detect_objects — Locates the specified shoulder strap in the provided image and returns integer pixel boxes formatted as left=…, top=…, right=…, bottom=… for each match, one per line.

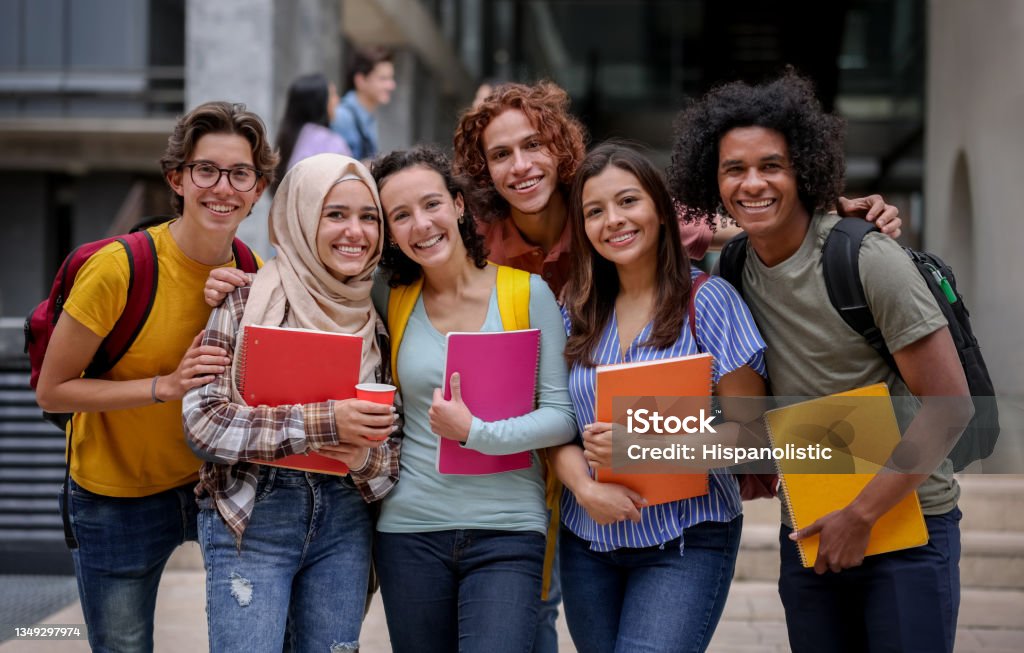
left=687, top=272, right=710, bottom=348
left=716, top=233, right=749, bottom=296
left=496, top=265, right=531, bottom=330
left=86, top=230, right=159, bottom=378
left=385, top=277, right=425, bottom=390
left=821, top=218, right=896, bottom=369
left=231, top=238, right=260, bottom=273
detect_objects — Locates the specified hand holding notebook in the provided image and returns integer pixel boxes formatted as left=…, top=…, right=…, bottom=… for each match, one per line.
left=436, top=329, right=540, bottom=475
left=766, top=383, right=929, bottom=569
left=594, top=353, right=713, bottom=505
left=428, top=372, right=474, bottom=443
left=238, top=324, right=365, bottom=475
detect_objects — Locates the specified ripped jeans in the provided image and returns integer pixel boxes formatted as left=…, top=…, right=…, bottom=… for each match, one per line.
left=199, top=467, right=372, bottom=653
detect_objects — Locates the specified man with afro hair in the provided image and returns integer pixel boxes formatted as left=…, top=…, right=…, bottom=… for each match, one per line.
left=670, top=71, right=972, bottom=653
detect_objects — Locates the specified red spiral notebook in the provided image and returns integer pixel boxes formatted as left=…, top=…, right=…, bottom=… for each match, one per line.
left=238, top=325, right=363, bottom=476
left=595, top=353, right=713, bottom=505
left=437, top=329, right=540, bottom=475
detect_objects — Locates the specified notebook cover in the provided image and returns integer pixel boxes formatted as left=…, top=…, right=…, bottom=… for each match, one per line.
left=437, top=329, right=540, bottom=475
left=239, top=324, right=363, bottom=476
left=595, top=353, right=712, bottom=505
left=764, top=382, right=929, bottom=567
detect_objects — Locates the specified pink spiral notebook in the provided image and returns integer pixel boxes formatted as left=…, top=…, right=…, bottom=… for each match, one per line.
left=437, top=329, right=540, bottom=475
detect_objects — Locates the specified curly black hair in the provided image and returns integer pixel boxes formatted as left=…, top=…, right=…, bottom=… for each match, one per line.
left=668, top=71, right=845, bottom=223
left=370, top=145, right=489, bottom=287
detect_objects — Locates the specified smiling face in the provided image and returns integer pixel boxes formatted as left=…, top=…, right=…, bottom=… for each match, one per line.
left=315, top=179, right=380, bottom=279
left=167, top=132, right=267, bottom=236
left=717, top=126, right=808, bottom=243
left=581, top=165, right=661, bottom=273
left=481, top=109, right=560, bottom=218
left=378, top=165, right=466, bottom=269
left=355, top=61, right=396, bottom=110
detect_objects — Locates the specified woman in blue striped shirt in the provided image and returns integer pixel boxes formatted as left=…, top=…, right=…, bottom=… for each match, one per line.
left=552, top=143, right=768, bottom=652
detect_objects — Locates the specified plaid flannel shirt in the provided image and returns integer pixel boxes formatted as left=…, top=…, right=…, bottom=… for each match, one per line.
left=182, top=284, right=401, bottom=543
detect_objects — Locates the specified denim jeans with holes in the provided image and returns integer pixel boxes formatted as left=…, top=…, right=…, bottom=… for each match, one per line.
left=65, top=478, right=198, bottom=653
left=199, top=467, right=372, bottom=653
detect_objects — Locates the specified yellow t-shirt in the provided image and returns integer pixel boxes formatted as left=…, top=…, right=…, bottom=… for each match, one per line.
left=63, top=221, right=259, bottom=497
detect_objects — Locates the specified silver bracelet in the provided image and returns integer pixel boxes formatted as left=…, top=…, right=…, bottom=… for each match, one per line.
left=151, top=376, right=165, bottom=404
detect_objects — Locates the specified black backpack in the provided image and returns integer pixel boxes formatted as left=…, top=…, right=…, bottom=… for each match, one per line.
left=717, top=217, right=999, bottom=471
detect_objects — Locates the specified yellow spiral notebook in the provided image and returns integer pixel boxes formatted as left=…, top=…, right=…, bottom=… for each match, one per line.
left=764, top=383, right=928, bottom=567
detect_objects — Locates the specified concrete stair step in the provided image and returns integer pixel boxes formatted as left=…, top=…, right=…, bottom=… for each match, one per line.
left=718, top=581, right=1024, bottom=630
left=709, top=582, right=1024, bottom=652
left=956, top=474, right=1024, bottom=532
left=741, top=475, right=1024, bottom=532
left=736, top=524, right=1024, bottom=590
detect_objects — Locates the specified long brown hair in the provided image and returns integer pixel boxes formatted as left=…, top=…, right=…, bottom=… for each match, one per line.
left=563, top=142, right=692, bottom=367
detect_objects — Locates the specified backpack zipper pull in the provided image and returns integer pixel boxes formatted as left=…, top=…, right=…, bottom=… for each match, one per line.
left=928, top=265, right=958, bottom=304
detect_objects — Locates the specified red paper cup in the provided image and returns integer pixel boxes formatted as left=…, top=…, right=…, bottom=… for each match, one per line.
left=355, top=383, right=396, bottom=405
left=356, top=383, right=397, bottom=441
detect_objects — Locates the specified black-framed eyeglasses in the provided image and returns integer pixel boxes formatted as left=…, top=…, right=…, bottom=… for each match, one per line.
left=183, top=162, right=263, bottom=192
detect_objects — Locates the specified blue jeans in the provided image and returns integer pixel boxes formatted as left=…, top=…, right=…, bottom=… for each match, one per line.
left=375, top=529, right=546, bottom=653
left=778, top=507, right=962, bottom=653
left=64, top=478, right=198, bottom=653
left=199, top=467, right=372, bottom=653
left=559, top=516, right=743, bottom=653
left=532, top=543, right=561, bottom=653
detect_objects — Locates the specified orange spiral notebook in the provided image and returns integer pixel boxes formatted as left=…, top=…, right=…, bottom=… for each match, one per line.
left=238, top=324, right=363, bottom=476
left=437, top=329, right=540, bottom=475
left=764, top=383, right=928, bottom=567
left=595, top=353, right=713, bottom=505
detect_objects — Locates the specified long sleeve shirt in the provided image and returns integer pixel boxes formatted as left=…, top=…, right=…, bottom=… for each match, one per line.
left=182, top=284, right=401, bottom=543
left=372, top=274, right=577, bottom=535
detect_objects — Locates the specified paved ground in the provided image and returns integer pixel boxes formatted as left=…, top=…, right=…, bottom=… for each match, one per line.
left=2, top=559, right=1021, bottom=652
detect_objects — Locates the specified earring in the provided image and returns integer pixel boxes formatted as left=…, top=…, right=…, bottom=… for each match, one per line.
left=458, top=212, right=465, bottom=224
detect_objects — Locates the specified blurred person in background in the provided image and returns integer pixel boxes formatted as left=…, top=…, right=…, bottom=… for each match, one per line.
left=332, top=45, right=396, bottom=161
left=273, top=73, right=351, bottom=193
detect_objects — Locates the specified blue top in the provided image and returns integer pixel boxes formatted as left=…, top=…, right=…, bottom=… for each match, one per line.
left=330, top=90, right=379, bottom=160
left=372, top=273, right=577, bottom=535
left=560, top=269, right=767, bottom=552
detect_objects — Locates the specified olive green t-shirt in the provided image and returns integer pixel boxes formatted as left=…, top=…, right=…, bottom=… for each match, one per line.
left=737, top=214, right=958, bottom=524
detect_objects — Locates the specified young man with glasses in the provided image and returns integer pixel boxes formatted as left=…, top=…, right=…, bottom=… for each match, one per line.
left=35, top=101, right=276, bottom=652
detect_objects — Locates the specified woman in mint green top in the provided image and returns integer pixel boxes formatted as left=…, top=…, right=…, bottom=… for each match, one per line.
left=370, top=145, right=576, bottom=653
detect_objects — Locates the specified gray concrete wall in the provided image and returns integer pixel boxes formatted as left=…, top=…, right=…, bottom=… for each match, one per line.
left=0, top=175, right=49, bottom=317
left=926, top=0, right=1024, bottom=395
left=185, top=0, right=342, bottom=259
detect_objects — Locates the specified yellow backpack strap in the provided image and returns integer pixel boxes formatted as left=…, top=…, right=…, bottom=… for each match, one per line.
left=495, top=264, right=562, bottom=600
left=495, top=265, right=531, bottom=330
left=385, top=277, right=424, bottom=390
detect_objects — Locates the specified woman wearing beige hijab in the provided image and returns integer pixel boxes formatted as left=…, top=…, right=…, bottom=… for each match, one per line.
left=183, top=153, right=401, bottom=652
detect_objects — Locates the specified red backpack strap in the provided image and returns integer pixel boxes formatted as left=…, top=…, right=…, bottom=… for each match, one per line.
left=85, top=230, right=159, bottom=378
left=231, top=238, right=259, bottom=273
left=687, top=272, right=710, bottom=348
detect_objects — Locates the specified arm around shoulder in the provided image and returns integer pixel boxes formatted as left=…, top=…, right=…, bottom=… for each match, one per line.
left=182, top=290, right=340, bottom=464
